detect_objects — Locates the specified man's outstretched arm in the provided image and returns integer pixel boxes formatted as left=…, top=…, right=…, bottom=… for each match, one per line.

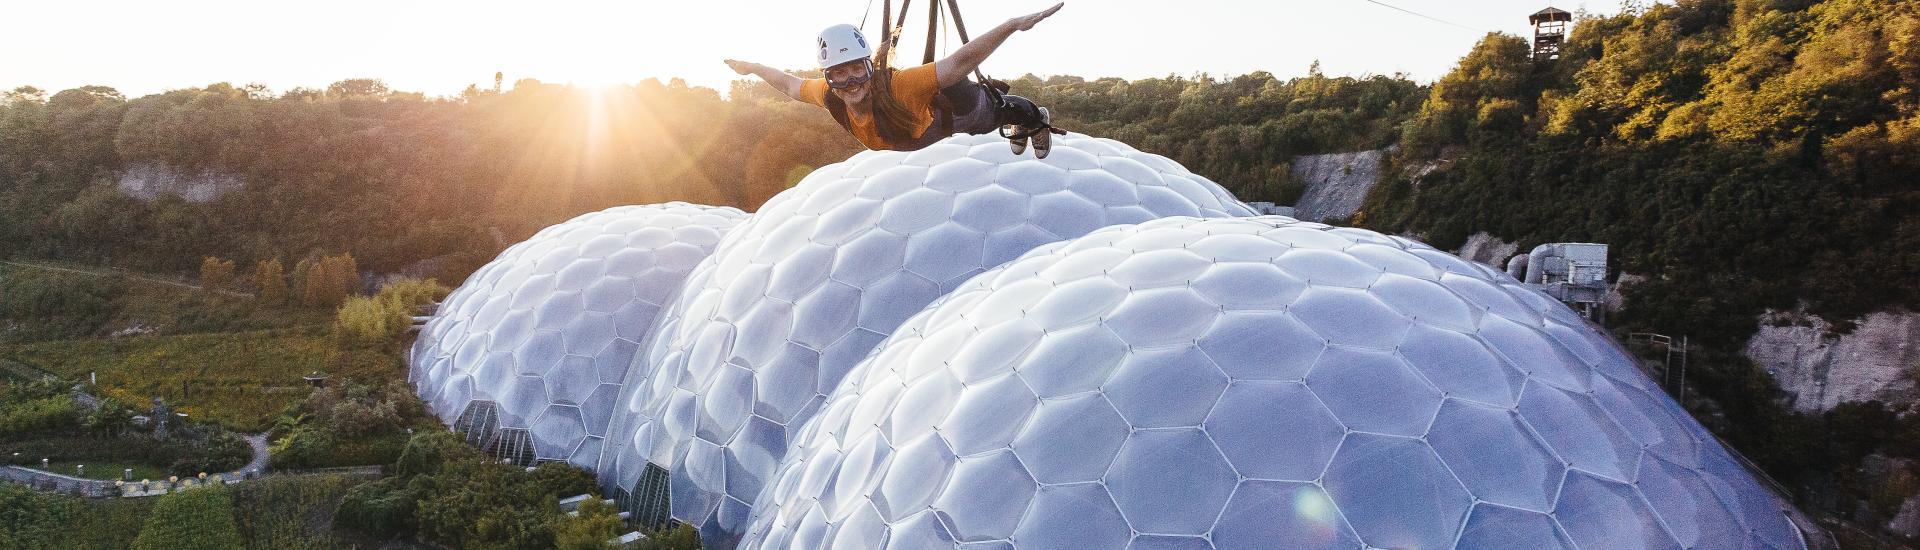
left=934, top=3, right=1063, bottom=88
left=725, top=59, right=807, bottom=100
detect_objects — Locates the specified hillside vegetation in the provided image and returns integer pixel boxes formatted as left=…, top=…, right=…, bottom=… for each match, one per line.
left=1365, top=0, right=1917, bottom=343
left=1357, top=0, right=1920, bottom=537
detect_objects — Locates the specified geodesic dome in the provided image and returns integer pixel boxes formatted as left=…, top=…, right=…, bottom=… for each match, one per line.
left=741, top=216, right=1810, bottom=550
left=409, top=202, right=748, bottom=468
left=599, top=134, right=1254, bottom=544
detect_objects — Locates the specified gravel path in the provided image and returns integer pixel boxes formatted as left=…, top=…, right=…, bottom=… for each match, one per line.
left=228, top=433, right=271, bottom=477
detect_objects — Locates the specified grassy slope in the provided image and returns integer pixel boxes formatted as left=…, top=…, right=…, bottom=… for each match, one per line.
left=0, top=327, right=405, bottom=432
left=0, top=261, right=408, bottom=432
left=1, top=260, right=329, bottom=338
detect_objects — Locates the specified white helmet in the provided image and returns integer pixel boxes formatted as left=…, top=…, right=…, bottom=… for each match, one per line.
left=817, top=24, right=873, bottom=69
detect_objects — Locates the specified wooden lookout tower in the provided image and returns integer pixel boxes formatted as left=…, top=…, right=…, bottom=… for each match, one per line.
left=1530, top=7, right=1572, bottom=60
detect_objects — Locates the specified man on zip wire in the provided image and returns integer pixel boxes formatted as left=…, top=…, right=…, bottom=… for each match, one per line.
left=726, top=3, right=1066, bottom=158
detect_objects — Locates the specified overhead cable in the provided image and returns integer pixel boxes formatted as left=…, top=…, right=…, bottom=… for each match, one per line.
left=1358, top=0, right=1480, bottom=31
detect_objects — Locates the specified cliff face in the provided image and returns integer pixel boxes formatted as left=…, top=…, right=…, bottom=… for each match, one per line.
left=1456, top=231, right=1518, bottom=267
left=1745, top=309, right=1920, bottom=413
left=1288, top=148, right=1386, bottom=222
left=116, top=163, right=242, bottom=202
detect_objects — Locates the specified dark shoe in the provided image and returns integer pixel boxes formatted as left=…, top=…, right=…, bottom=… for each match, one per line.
left=1031, top=108, right=1052, bottom=159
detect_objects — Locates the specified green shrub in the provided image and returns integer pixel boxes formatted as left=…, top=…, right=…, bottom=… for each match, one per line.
left=0, top=269, right=126, bottom=342
left=0, top=483, right=153, bottom=549
left=635, top=524, right=704, bottom=550
left=338, top=432, right=618, bottom=549
left=230, top=474, right=367, bottom=548
left=131, top=486, right=243, bottom=550
left=392, top=430, right=466, bottom=478
left=0, top=392, right=78, bottom=439
left=269, top=381, right=428, bottom=470
left=0, top=484, right=75, bottom=549
left=165, top=429, right=250, bottom=477
left=334, top=477, right=414, bottom=540
left=334, top=296, right=404, bottom=346
left=334, top=278, right=448, bottom=347
left=553, top=497, right=624, bottom=550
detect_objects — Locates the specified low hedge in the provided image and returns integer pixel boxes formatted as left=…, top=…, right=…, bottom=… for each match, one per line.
left=131, top=486, right=242, bottom=550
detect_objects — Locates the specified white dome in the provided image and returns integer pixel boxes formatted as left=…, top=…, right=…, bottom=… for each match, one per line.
left=599, top=134, right=1254, bottom=545
left=409, top=202, right=747, bottom=468
left=742, top=216, right=1808, bottom=550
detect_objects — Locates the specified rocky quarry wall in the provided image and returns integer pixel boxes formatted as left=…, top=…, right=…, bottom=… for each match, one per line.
left=1745, top=309, right=1920, bottom=413
left=116, top=162, right=242, bottom=202
left=1288, top=148, right=1386, bottom=222
left=1455, top=231, right=1519, bottom=267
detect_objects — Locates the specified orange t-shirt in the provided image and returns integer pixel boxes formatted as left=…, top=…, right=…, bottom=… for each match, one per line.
left=800, top=63, right=941, bottom=150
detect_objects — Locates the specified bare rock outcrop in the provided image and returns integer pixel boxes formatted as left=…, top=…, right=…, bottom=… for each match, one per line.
left=1289, top=148, right=1386, bottom=222
left=1456, top=231, right=1519, bottom=267
left=1745, top=309, right=1920, bottom=413
left=117, top=163, right=242, bottom=202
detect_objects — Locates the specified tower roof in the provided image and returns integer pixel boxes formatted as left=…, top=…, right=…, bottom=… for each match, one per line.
left=1531, top=6, right=1573, bottom=24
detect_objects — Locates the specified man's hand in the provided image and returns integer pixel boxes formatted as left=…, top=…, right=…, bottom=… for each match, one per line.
left=724, top=59, right=757, bottom=75
left=1010, top=3, right=1063, bottom=32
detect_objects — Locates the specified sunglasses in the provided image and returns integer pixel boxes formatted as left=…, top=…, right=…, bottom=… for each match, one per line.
left=827, top=61, right=874, bottom=90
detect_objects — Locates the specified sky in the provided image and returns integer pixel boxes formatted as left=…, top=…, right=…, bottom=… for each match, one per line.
left=2, top=0, right=1604, bottom=99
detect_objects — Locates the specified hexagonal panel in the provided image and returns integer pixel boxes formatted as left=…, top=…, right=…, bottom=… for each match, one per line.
left=1213, top=480, right=1362, bottom=549
left=1305, top=347, right=1443, bottom=437
left=1103, top=346, right=1228, bottom=428
left=934, top=450, right=1038, bottom=541
left=1289, top=286, right=1411, bottom=349
left=1011, top=483, right=1130, bottom=549
left=1554, top=471, right=1681, bottom=550
left=1323, top=433, right=1473, bottom=549
left=1517, top=380, right=1643, bottom=483
left=1456, top=503, right=1576, bottom=549
left=1013, top=393, right=1130, bottom=484
left=1206, top=381, right=1345, bottom=481
left=1105, top=428, right=1237, bottom=535
left=1426, top=399, right=1566, bottom=511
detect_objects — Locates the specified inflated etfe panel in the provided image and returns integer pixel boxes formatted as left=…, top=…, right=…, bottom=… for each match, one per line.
left=599, top=134, right=1254, bottom=545
left=742, top=216, right=1806, bottom=550
left=410, top=202, right=747, bottom=468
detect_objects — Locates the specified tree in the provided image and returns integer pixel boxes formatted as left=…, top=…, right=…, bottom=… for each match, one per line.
left=330, top=252, right=360, bottom=298
left=326, top=79, right=389, bottom=98
left=254, top=258, right=287, bottom=306
left=198, top=256, right=235, bottom=291
left=303, top=261, right=330, bottom=308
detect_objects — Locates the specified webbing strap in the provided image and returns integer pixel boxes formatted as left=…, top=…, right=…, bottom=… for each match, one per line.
left=878, top=0, right=987, bottom=83
left=923, top=0, right=940, bottom=64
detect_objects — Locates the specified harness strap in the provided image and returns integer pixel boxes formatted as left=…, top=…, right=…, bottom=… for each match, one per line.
left=923, top=0, right=940, bottom=64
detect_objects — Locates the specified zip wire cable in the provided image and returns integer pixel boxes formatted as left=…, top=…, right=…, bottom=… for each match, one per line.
left=1357, top=0, right=1479, bottom=31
